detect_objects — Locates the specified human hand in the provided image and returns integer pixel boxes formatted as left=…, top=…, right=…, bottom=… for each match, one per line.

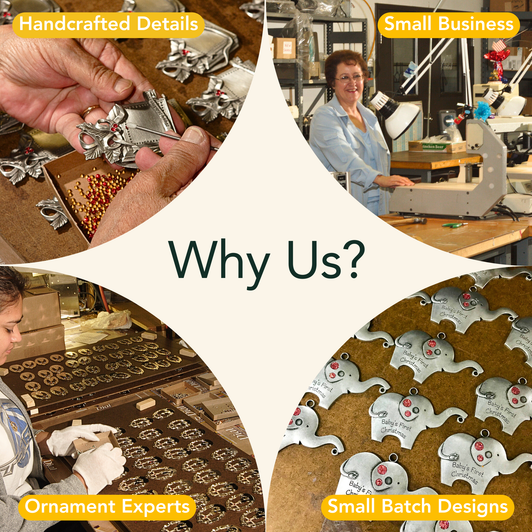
left=374, top=175, right=415, bottom=188
left=72, top=443, right=126, bottom=495
left=46, top=424, right=117, bottom=457
left=0, top=26, right=154, bottom=150
left=89, top=126, right=221, bottom=247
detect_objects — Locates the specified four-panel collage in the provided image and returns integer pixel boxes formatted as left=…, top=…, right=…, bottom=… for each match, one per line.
left=1, top=0, right=532, bottom=531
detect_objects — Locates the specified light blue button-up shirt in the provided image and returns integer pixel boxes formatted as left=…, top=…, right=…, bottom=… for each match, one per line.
left=309, top=95, right=392, bottom=215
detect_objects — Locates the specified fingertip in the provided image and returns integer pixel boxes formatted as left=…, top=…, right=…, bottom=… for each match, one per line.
left=181, top=126, right=208, bottom=146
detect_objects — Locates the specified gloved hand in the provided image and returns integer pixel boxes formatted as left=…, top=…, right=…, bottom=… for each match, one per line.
left=72, top=443, right=126, bottom=495
left=46, top=424, right=117, bottom=457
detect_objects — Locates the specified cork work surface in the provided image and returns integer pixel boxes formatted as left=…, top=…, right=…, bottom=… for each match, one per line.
left=268, top=269, right=532, bottom=532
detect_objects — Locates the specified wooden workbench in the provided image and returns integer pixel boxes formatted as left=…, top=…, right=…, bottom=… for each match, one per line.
left=380, top=215, right=531, bottom=263
left=391, top=151, right=482, bottom=182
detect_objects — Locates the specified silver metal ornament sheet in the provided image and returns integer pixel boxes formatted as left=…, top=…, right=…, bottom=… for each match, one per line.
left=77, top=90, right=175, bottom=168
left=0, top=113, right=23, bottom=135
left=475, top=377, right=532, bottom=435
left=505, top=316, right=532, bottom=368
left=462, top=267, right=532, bottom=288
left=336, top=452, right=437, bottom=496
left=0, top=0, right=60, bottom=24
left=279, top=402, right=344, bottom=454
left=156, top=21, right=239, bottom=82
left=438, top=432, right=532, bottom=494
left=240, top=0, right=264, bottom=23
left=354, top=321, right=393, bottom=347
left=401, top=521, right=473, bottom=532
left=407, top=291, right=431, bottom=306
left=307, top=353, right=390, bottom=410
left=187, top=58, right=255, bottom=123
left=430, top=286, right=517, bottom=334
left=369, top=391, right=467, bottom=449
left=391, top=330, right=483, bottom=383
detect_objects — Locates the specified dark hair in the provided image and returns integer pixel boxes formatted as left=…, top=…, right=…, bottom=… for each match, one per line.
left=325, top=50, right=369, bottom=88
left=0, top=267, right=26, bottom=309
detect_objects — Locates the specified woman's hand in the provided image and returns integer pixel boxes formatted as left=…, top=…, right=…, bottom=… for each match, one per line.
left=0, top=27, right=155, bottom=151
left=374, top=175, right=415, bottom=188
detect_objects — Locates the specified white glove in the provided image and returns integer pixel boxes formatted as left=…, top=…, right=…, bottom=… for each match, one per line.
left=46, top=424, right=117, bottom=457
left=72, top=443, right=126, bottom=495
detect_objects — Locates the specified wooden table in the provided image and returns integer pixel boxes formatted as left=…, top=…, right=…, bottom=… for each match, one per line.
left=380, top=215, right=531, bottom=264
left=391, top=150, right=482, bottom=182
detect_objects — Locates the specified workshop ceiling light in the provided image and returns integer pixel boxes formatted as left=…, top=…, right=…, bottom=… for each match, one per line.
left=483, top=88, right=526, bottom=117
left=370, top=91, right=420, bottom=140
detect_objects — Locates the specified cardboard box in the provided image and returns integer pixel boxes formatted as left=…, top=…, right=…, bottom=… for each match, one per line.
left=72, top=431, right=119, bottom=456
left=202, top=397, right=238, bottom=421
left=9, top=324, right=65, bottom=360
left=523, top=96, right=532, bottom=116
left=273, top=38, right=296, bottom=59
left=303, top=61, right=320, bottom=80
left=490, top=0, right=527, bottom=10
left=19, top=287, right=61, bottom=334
left=408, top=141, right=466, bottom=153
left=43, top=151, right=137, bottom=245
left=502, top=47, right=523, bottom=71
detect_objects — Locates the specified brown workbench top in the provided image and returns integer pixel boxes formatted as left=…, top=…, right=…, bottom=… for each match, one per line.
left=391, top=150, right=482, bottom=170
left=380, top=215, right=529, bottom=258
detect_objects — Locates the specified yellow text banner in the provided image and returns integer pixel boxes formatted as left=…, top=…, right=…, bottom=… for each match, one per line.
left=322, top=495, right=514, bottom=521
left=19, top=495, right=196, bottom=521
left=378, top=12, right=519, bottom=38
left=13, top=12, right=204, bottom=38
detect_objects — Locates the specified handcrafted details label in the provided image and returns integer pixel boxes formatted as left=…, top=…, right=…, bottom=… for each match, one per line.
left=19, top=495, right=195, bottom=521
left=378, top=12, right=518, bottom=38
left=322, top=495, right=513, bottom=521
left=13, top=13, right=204, bottom=38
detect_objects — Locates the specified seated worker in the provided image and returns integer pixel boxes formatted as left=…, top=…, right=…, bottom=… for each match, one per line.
left=0, top=267, right=125, bottom=532
left=309, top=50, right=414, bottom=215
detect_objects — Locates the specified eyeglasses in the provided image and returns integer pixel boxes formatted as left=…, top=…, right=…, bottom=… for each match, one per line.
left=335, top=74, right=364, bottom=83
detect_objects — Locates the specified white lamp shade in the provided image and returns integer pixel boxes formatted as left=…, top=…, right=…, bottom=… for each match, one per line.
left=498, top=95, right=526, bottom=117
left=370, top=91, right=420, bottom=140
left=385, top=103, right=420, bottom=140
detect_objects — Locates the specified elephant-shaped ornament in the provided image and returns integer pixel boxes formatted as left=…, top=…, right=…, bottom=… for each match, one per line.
left=336, top=452, right=437, bottom=496
left=438, top=429, right=532, bottom=494
left=308, top=352, right=390, bottom=410
left=475, top=377, right=532, bottom=435
left=462, top=267, right=532, bottom=289
left=354, top=321, right=394, bottom=347
left=369, top=389, right=467, bottom=449
left=401, top=521, right=473, bottom=532
left=392, top=330, right=483, bottom=383
left=430, top=286, right=517, bottom=334
left=504, top=316, right=532, bottom=368
left=279, top=400, right=344, bottom=455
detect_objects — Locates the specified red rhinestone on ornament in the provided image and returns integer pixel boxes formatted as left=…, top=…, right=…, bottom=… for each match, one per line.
left=294, top=408, right=301, bottom=416
left=474, top=441, right=484, bottom=451
left=439, top=522, right=449, bottom=530
left=329, top=373, right=336, bottom=379
left=512, top=398, right=518, bottom=404
left=375, top=478, right=382, bottom=486
left=462, top=293, right=471, bottom=300
left=377, top=465, right=387, bottom=475
left=428, top=340, right=436, bottom=348
left=426, top=350, right=433, bottom=356
left=330, top=362, right=339, bottom=370
left=477, top=455, right=484, bottom=462
left=403, top=399, right=412, bottom=407
left=511, top=387, right=520, bottom=395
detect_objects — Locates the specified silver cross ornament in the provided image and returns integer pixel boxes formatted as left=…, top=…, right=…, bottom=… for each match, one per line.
left=401, top=521, right=473, bottom=532
left=77, top=90, right=175, bottom=168
left=336, top=452, right=437, bottom=496
left=461, top=267, right=532, bottom=288
left=36, top=197, right=69, bottom=230
left=369, top=388, right=467, bottom=449
left=504, top=316, right=532, bottom=368
left=307, top=352, right=390, bottom=410
left=119, top=0, right=185, bottom=13
left=391, top=330, right=483, bottom=383
left=354, top=320, right=394, bottom=348
left=475, top=377, right=532, bottom=435
left=430, top=286, right=518, bottom=334
left=156, top=21, right=239, bottom=83
left=438, top=429, right=532, bottom=494
left=0, top=0, right=60, bottom=25
left=0, top=133, right=58, bottom=185
left=187, top=58, right=256, bottom=123
left=279, top=400, right=344, bottom=455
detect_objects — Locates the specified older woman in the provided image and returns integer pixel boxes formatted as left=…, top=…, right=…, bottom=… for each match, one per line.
left=0, top=267, right=126, bottom=531
left=309, top=50, right=414, bottom=215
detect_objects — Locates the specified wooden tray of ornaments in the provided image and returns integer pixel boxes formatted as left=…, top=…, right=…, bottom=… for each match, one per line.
left=51, top=393, right=265, bottom=532
left=3, top=332, right=205, bottom=420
